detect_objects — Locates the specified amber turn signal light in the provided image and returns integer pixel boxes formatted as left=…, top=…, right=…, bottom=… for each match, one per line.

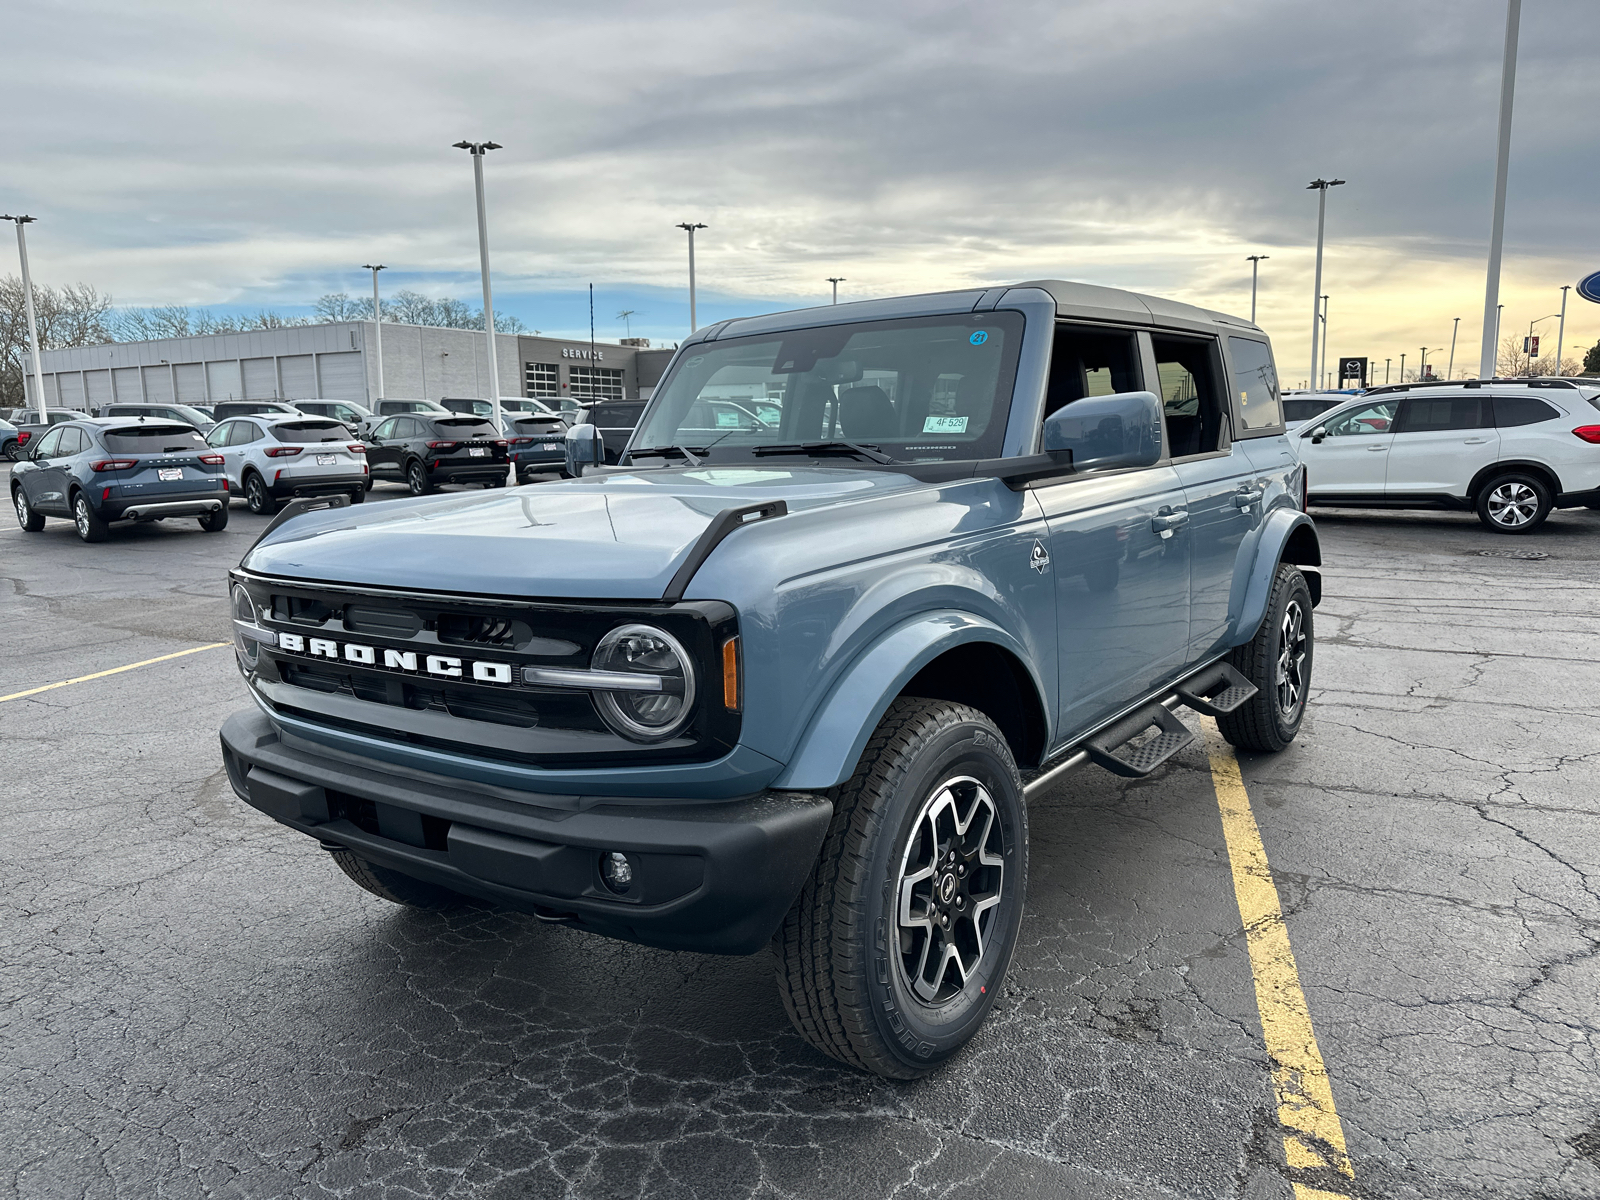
left=722, top=637, right=741, bottom=712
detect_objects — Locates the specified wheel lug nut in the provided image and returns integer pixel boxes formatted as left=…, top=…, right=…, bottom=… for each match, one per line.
left=956, top=895, right=965, bottom=908
left=940, top=914, right=950, bottom=928
left=957, top=865, right=966, bottom=877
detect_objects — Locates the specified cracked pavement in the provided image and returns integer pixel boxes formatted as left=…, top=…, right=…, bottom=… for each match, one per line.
left=2, top=470, right=1598, bottom=1199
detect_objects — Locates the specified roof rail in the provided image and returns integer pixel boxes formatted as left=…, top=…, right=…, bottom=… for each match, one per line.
left=1363, top=376, right=1583, bottom=396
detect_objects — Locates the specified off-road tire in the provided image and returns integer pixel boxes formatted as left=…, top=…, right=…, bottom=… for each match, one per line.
left=1216, top=563, right=1313, bottom=753
left=244, top=471, right=279, bottom=516
left=1476, top=472, right=1552, bottom=534
left=13, top=486, right=44, bottom=532
left=198, top=504, right=229, bottom=532
left=772, top=698, right=1027, bottom=1079
left=72, top=492, right=109, bottom=543
left=328, top=848, right=470, bottom=910
left=406, top=459, right=432, bottom=495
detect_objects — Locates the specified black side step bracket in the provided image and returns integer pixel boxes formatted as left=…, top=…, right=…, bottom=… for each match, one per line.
left=1083, top=704, right=1196, bottom=779
left=1173, top=662, right=1258, bottom=718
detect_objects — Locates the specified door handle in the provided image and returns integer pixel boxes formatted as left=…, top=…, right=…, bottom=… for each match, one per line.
left=1366, top=444, right=1388, bottom=451
left=1234, top=489, right=1264, bottom=508
left=1463, top=437, right=1489, bottom=444
left=1151, top=509, right=1189, bottom=534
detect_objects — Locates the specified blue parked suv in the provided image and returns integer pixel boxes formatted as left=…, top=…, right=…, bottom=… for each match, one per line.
left=12, top=418, right=228, bottom=542
left=219, top=280, right=1319, bottom=1078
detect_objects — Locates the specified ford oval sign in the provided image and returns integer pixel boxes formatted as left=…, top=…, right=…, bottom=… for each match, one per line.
left=1578, top=271, right=1600, bottom=304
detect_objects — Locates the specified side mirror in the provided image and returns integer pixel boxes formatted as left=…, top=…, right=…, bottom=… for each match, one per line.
left=1308, top=425, right=1327, bottom=444
left=565, top=422, right=604, bottom=477
left=1042, top=390, right=1163, bottom=472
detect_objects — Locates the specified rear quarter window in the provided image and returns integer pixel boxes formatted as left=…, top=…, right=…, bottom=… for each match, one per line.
left=1494, top=396, right=1560, bottom=427
left=1228, top=337, right=1283, bottom=433
left=101, top=426, right=210, bottom=454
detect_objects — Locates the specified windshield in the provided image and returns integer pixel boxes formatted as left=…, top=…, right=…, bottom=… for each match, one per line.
left=634, top=311, right=1025, bottom=463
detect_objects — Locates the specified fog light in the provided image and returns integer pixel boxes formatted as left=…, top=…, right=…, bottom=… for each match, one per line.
left=601, top=851, right=633, bottom=894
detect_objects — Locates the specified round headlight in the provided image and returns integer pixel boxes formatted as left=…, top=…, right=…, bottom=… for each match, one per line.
left=591, top=623, right=696, bottom=742
left=231, top=584, right=260, bottom=670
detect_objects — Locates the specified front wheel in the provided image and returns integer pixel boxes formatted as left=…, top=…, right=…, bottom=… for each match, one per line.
left=1476, top=472, right=1551, bottom=534
left=73, top=493, right=110, bottom=543
left=13, top=486, right=44, bottom=532
left=328, top=848, right=471, bottom=910
left=773, top=699, right=1027, bottom=1079
left=1216, top=563, right=1313, bottom=753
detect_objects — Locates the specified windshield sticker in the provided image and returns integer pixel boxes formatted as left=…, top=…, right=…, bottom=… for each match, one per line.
left=715, top=411, right=744, bottom=427
left=923, top=415, right=969, bottom=434
left=969, top=331, right=989, bottom=346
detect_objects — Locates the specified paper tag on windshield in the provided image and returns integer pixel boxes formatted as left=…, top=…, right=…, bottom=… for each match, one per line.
left=923, top=415, right=968, bottom=434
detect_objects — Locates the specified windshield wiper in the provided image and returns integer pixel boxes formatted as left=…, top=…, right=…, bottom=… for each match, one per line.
left=750, top=440, right=896, bottom=464
left=628, top=444, right=706, bottom=466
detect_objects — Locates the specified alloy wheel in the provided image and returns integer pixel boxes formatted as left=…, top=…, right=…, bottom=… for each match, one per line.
left=14, top=490, right=30, bottom=526
left=74, top=498, right=90, bottom=538
left=1486, top=482, right=1539, bottom=529
left=1276, top=599, right=1308, bottom=718
left=894, top=776, right=1006, bottom=1006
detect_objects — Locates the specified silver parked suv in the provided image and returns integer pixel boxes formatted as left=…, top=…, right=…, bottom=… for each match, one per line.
left=204, top=413, right=369, bottom=515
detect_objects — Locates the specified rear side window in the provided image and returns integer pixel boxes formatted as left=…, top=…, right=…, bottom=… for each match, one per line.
left=101, top=425, right=209, bottom=454
left=589, top=403, right=642, bottom=427
left=1397, top=397, right=1491, bottom=432
left=1228, top=337, right=1283, bottom=433
left=272, top=421, right=348, bottom=444
left=431, top=418, right=498, bottom=437
left=1494, top=396, right=1559, bottom=427
left=230, top=421, right=263, bottom=446
left=57, top=427, right=87, bottom=456
left=1044, top=325, right=1141, bottom=419
left=1152, top=335, right=1229, bottom=457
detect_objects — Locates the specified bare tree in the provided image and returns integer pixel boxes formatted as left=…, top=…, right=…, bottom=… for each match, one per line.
left=1, top=275, right=114, bottom=407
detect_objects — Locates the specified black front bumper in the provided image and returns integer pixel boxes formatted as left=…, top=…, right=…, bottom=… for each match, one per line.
left=220, top=707, right=831, bottom=955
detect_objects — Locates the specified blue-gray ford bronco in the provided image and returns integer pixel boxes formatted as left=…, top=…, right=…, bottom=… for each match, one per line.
left=221, top=280, right=1319, bottom=1079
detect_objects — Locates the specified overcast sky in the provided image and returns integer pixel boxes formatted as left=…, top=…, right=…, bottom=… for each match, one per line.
left=5, top=0, right=1598, bottom=378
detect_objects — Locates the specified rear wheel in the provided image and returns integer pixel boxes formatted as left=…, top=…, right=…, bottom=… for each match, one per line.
left=773, top=698, right=1027, bottom=1079
left=362, top=476, right=374, bottom=492
left=327, top=848, right=470, bottom=910
left=3, top=439, right=20, bottom=462
left=244, top=471, right=279, bottom=516
left=1476, top=472, right=1551, bottom=534
left=13, top=486, right=44, bottom=532
left=1216, top=563, right=1313, bottom=753
left=198, top=504, right=229, bottom=532
left=72, top=492, right=109, bottom=543
left=348, top=486, right=366, bottom=504
left=406, top=459, right=432, bottom=495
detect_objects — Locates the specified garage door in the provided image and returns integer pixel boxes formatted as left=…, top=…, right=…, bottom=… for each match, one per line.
left=279, top=355, right=315, bottom=398
left=207, top=360, right=242, bottom=401
left=112, top=367, right=140, bottom=402
left=85, top=370, right=112, bottom=410
left=315, top=351, right=365, bottom=402
left=241, top=358, right=277, bottom=399
left=174, top=362, right=206, bottom=404
left=57, top=372, right=85, bottom=409
left=142, top=365, right=174, bottom=404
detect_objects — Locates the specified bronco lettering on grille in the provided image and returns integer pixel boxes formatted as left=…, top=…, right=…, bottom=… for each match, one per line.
left=276, top=633, right=512, bottom=684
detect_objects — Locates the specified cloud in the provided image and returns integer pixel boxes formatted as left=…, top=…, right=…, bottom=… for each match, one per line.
left=3, top=0, right=1597, bottom=366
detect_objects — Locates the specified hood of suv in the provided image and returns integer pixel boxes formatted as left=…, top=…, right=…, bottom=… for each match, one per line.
left=243, top=466, right=928, bottom=598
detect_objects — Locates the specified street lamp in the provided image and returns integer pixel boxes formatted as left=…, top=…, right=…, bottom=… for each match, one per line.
left=1306, top=178, right=1345, bottom=393
left=1246, top=255, right=1269, bottom=324
left=677, top=222, right=707, bottom=334
left=1385, top=357, right=1391, bottom=385
left=453, top=140, right=504, bottom=436
left=1420, top=348, right=1443, bottom=380
left=1555, top=286, right=1571, bottom=375
left=827, top=277, right=846, bottom=305
left=1446, top=317, right=1461, bottom=380
left=1, top=214, right=46, bottom=421
left=1527, top=313, right=1559, bottom=375
left=1478, top=0, right=1522, bottom=380
left=1400, top=352, right=1407, bottom=383
left=1319, top=295, right=1330, bottom=389
left=1494, top=303, right=1504, bottom=375
left=362, top=264, right=386, bottom=402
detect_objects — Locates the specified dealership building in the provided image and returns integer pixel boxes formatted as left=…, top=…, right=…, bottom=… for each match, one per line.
left=28, top=321, right=677, bottom=411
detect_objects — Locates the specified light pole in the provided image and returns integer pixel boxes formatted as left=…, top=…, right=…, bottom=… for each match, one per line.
left=827, top=277, right=846, bottom=305
left=1555, top=286, right=1571, bottom=375
left=453, top=140, right=504, bottom=435
left=1527, top=313, right=1559, bottom=375
left=1478, top=0, right=1522, bottom=379
left=1307, top=178, right=1345, bottom=394
left=1246, top=255, right=1269, bottom=324
left=1385, top=358, right=1391, bottom=385
left=1319, top=295, right=1330, bottom=389
left=2, top=215, right=46, bottom=421
left=1446, top=317, right=1461, bottom=380
left=1400, top=352, right=1407, bottom=383
left=362, top=264, right=386, bottom=402
left=1420, top=348, right=1443, bottom=381
left=1494, top=303, right=1504, bottom=375
left=677, top=222, right=707, bottom=333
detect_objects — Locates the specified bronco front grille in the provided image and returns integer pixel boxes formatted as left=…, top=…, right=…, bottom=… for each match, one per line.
left=233, top=573, right=740, bottom=768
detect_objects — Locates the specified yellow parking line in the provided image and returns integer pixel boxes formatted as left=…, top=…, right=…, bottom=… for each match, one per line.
left=1204, top=722, right=1355, bottom=1195
left=0, top=642, right=230, bottom=703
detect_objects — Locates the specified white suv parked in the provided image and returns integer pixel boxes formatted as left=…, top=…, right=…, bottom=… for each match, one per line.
left=204, top=413, right=369, bottom=515
left=1293, top=380, right=1600, bottom=533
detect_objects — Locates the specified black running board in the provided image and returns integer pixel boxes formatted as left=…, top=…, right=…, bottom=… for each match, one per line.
left=1172, top=662, right=1257, bottom=718
left=1083, top=704, right=1196, bottom=779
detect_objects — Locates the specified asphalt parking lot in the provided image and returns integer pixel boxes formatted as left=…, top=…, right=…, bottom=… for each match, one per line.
left=3, top=465, right=1598, bottom=1200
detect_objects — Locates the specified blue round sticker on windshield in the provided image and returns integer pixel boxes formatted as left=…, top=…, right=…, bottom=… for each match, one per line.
left=970, top=331, right=989, bottom=346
